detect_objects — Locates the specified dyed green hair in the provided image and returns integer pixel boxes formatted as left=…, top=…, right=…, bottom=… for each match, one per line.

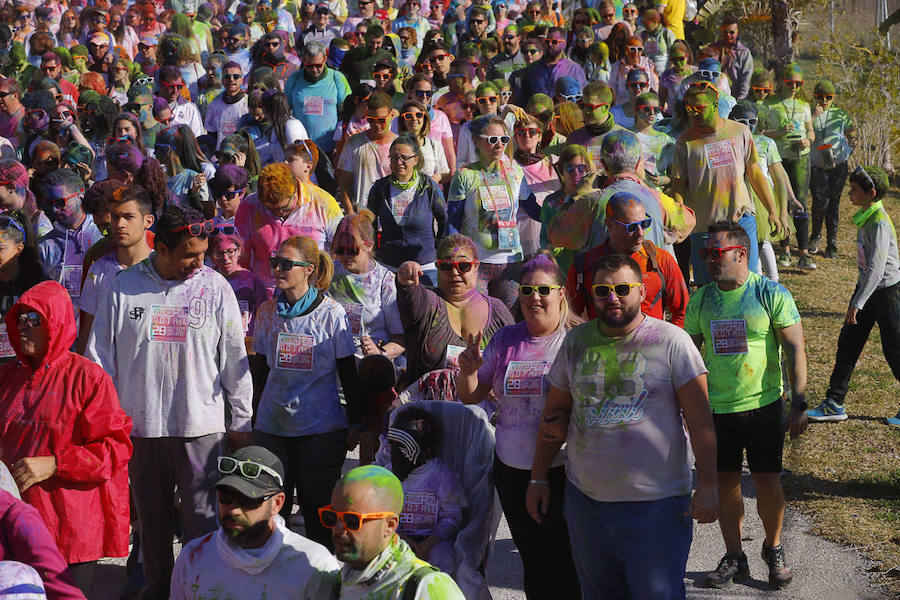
left=340, top=466, right=404, bottom=513
left=526, top=93, right=553, bottom=114
left=475, top=81, right=499, bottom=97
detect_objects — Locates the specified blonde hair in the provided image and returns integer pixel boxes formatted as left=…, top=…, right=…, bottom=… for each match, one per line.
left=280, top=235, right=334, bottom=291
left=519, top=250, right=569, bottom=326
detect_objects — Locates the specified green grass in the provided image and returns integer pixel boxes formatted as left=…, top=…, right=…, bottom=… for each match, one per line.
left=778, top=190, right=900, bottom=595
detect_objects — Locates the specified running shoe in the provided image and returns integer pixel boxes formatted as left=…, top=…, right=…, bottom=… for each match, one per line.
left=761, top=544, right=793, bottom=589
left=824, top=246, right=838, bottom=258
left=808, top=239, right=820, bottom=255
left=778, top=250, right=792, bottom=267
left=887, top=410, right=900, bottom=427
left=797, top=254, right=817, bottom=270
left=705, top=552, right=750, bottom=588
left=807, top=398, right=848, bottom=422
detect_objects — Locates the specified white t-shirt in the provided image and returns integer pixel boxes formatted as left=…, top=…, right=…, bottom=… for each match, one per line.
left=420, top=136, right=449, bottom=179
left=547, top=316, right=708, bottom=502
left=80, top=253, right=125, bottom=317
left=253, top=294, right=357, bottom=436
left=478, top=320, right=567, bottom=470
left=171, top=517, right=341, bottom=600
left=337, top=132, right=394, bottom=208
left=329, top=260, right=403, bottom=358
left=204, top=93, right=249, bottom=147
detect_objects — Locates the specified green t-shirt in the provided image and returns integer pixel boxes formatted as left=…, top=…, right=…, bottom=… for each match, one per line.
left=763, top=96, right=811, bottom=159
left=684, top=271, right=801, bottom=414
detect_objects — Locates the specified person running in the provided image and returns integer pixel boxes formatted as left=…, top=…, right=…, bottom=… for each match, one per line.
left=86, top=205, right=253, bottom=600
left=328, top=465, right=466, bottom=599
left=685, top=220, right=809, bottom=590
left=170, top=446, right=341, bottom=599
left=807, top=166, right=900, bottom=427
left=528, top=253, right=718, bottom=599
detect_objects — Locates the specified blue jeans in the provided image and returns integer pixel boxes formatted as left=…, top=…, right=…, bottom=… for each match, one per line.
left=564, top=481, right=693, bottom=600
left=690, top=213, right=759, bottom=286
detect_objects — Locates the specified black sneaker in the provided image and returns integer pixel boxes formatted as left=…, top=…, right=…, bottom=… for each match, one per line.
left=808, top=238, right=820, bottom=255
left=705, top=552, right=751, bottom=588
left=761, top=544, right=793, bottom=589
left=824, top=246, right=838, bottom=258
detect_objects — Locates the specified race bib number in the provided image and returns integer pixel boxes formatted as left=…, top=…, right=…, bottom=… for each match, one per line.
left=504, top=360, right=548, bottom=396
left=238, top=300, right=250, bottom=334
left=391, top=187, right=415, bottom=219
left=399, top=492, right=439, bottom=529
left=710, top=319, right=748, bottom=355
left=60, top=264, right=83, bottom=299
left=497, top=219, right=518, bottom=250
left=149, top=304, right=189, bottom=343
left=303, top=96, right=324, bottom=116
left=445, top=344, right=465, bottom=369
left=276, top=332, right=315, bottom=370
left=342, top=302, right=364, bottom=336
left=705, top=140, right=735, bottom=169
left=0, top=323, right=14, bottom=359
left=479, top=184, right=512, bottom=212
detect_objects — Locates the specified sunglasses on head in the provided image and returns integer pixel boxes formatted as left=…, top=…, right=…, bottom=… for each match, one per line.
left=852, top=165, right=875, bottom=192
left=699, top=245, right=744, bottom=260
left=516, top=127, right=541, bottom=137
left=218, top=456, right=284, bottom=487
left=614, top=216, right=652, bottom=233
left=592, top=282, right=641, bottom=298
left=172, top=219, right=215, bottom=236
left=561, top=93, right=583, bottom=103
left=519, top=284, right=561, bottom=296
left=413, top=89, right=434, bottom=98
left=479, top=134, right=510, bottom=145
left=216, top=487, right=279, bottom=511
left=209, top=224, right=237, bottom=236
left=437, top=259, right=475, bottom=273
left=366, top=116, right=389, bottom=125
left=270, top=256, right=312, bottom=271
left=318, top=506, right=395, bottom=531
left=18, top=311, right=42, bottom=328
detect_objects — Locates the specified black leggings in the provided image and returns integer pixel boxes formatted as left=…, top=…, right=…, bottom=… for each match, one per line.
left=68, top=561, right=97, bottom=596
left=810, top=162, right=849, bottom=248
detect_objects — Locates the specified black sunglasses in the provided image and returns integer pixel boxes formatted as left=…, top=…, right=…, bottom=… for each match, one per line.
left=209, top=224, right=237, bottom=236
left=216, top=488, right=278, bottom=511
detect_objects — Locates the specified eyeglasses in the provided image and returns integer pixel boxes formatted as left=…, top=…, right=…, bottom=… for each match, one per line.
left=623, top=7, right=638, bottom=13
left=601, top=11, right=615, bottom=18
left=413, top=89, right=434, bottom=99
left=699, top=245, right=744, bottom=261
left=212, top=247, right=240, bottom=259
left=18, top=311, right=42, bottom=328
left=515, top=127, right=541, bottom=137
left=564, top=163, right=588, bottom=174
left=218, top=456, right=284, bottom=487
left=41, top=63, right=60, bottom=72
left=613, top=216, right=651, bottom=233
left=503, top=34, right=517, bottom=40
left=334, top=245, right=360, bottom=255
left=0, top=215, right=25, bottom=237
left=500, top=90, right=512, bottom=98
left=636, top=104, right=661, bottom=114
left=366, top=116, right=390, bottom=125
left=734, top=117, right=758, bottom=127
left=270, top=257, right=312, bottom=271
left=172, top=219, right=215, bottom=236
left=592, top=282, right=641, bottom=298
left=519, top=284, right=561, bottom=296
left=0, top=92, right=12, bottom=99
left=400, top=110, right=425, bottom=123
left=479, top=135, right=509, bottom=145
left=436, top=259, right=475, bottom=273
left=671, top=56, right=687, bottom=63
left=814, top=94, right=834, bottom=101
left=355, top=94, right=371, bottom=103
left=683, top=103, right=709, bottom=113
left=217, top=487, right=279, bottom=511
left=318, top=506, right=396, bottom=531
left=477, top=96, right=498, bottom=105
left=223, top=73, right=242, bottom=80
left=626, top=45, right=643, bottom=53
left=561, top=93, right=582, bottom=103
left=209, top=225, right=237, bottom=236
left=580, top=101, right=609, bottom=112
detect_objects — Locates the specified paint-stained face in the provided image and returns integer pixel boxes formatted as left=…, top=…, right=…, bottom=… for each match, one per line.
left=704, top=231, right=747, bottom=284
left=211, top=239, right=241, bottom=274
left=519, top=268, right=564, bottom=326
left=42, top=184, right=85, bottom=229
left=580, top=93, right=610, bottom=126
left=217, top=486, right=282, bottom=545
left=607, top=201, right=648, bottom=254
left=329, top=480, right=398, bottom=567
left=437, top=245, right=479, bottom=297
left=684, top=95, right=717, bottom=128
left=332, top=229, right=371, bottom=274
left=0, top=229, right=25, bottom=273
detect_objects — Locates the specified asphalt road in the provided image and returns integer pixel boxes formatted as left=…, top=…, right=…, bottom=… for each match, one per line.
left=94, top=469, right=889, bottom=600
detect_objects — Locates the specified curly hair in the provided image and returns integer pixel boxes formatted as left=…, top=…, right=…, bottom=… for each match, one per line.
left=258, top=162, right=296, bottom=208
left=155, top=204, right=207, bottom=249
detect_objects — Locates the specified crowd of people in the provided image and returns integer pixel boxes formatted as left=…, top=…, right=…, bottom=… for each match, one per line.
left=0, top=0, right=898, bottom=598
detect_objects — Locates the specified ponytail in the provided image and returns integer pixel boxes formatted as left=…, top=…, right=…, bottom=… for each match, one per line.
left=314, top=249, right=334, bottom=291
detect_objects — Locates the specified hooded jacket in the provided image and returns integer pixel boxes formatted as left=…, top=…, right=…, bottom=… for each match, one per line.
left=0, top=281, right=133, bottom=564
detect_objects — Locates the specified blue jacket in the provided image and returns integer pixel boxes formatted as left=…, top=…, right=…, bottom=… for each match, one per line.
left=367, top=174, right=450, bottom=269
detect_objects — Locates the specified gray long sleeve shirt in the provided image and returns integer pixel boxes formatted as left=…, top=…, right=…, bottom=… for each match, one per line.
left=852, top=202, right=900, bottom=310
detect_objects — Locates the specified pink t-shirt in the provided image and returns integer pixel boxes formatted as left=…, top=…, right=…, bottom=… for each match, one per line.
left=428, top=108, right=453, bottom=142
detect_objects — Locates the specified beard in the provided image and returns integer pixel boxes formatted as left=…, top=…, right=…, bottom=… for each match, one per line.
left=598, top=301, right=641, bottom=328
left=221, top=514, right=272, bottom=546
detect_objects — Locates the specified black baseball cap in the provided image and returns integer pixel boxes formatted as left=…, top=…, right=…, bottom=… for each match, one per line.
left=215, top=446, right=285, bottom=499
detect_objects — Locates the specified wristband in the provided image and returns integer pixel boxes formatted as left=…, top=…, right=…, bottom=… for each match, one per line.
left=790, top=394, right=807, bottom=412
left=529, top=479, right=549, bottom=485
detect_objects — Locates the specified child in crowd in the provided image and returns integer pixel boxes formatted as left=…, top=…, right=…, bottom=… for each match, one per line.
left=387, top=406, right=468, bottom=573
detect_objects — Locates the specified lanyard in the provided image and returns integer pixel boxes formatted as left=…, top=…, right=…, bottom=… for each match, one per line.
left=814, top=107, right=830, bottom=141
left=479, top=162, right=513, bottom=219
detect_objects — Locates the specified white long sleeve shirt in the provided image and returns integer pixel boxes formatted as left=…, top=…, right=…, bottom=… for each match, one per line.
left=85, top=256, right=253, bottom=438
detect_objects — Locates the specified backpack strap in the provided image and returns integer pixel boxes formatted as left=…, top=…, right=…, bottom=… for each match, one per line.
left=402, top=565, right=440, bottom=600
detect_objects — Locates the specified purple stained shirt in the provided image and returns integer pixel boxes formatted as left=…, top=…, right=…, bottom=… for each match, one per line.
left=512, top=57, right=587, bottom=106
left=225, top=268, right=270, bottom=337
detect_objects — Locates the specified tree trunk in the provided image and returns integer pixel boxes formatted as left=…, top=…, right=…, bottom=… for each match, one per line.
left=771, top=0, right=794, bottom=69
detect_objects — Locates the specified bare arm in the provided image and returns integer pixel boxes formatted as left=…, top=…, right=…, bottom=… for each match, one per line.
left=75, top=310, right=94, bottom=355
left=747, top=161, right=784, bottom=236
left=676, top=374, right=718, bottom=523
left=442, top=135, right=457, bottom=175
left=775, top=322, right=809, bottom=439
left=669, top=176, right=687, bottom=206
left=526, top=385, right=572, bottom=523
left=337, top=169, right=355, bottom=214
